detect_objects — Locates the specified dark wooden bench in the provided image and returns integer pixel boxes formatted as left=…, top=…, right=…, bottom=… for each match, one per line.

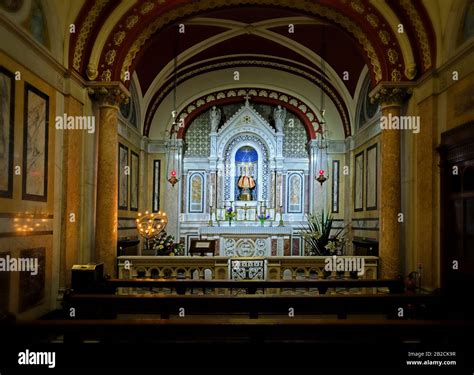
left=64, top=293, right=441, bottom=320
left=4, top=318, right=471, bottom=345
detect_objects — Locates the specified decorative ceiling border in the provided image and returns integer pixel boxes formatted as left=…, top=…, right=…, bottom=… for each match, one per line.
left=70, top=0, right=112, bottom=73
left=93, top=0, right=404, bottom=85
left=143, top=59, right=351, bottom=138
left=69, top=0, right=437, bottom=85
left=392, top=0, right=435, bottom=73
left=175, top=88, right=320, bottom=141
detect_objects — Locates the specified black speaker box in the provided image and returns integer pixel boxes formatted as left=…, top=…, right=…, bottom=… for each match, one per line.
left=71, top=263, right=104, bottom=293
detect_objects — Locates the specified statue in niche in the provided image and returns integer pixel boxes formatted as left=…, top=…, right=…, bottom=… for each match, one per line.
left=273, top=105, right=286, bottom=133
left=209, top=106, right=221, bottom=132
left=237, top=164, right=256, bottom=201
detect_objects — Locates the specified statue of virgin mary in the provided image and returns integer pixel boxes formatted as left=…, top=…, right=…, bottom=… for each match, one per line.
left=237, top=164, right=256, bottom=201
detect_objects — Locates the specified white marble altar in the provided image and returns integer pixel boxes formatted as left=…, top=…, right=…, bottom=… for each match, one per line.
left=199, top=226, right=292, bottom=257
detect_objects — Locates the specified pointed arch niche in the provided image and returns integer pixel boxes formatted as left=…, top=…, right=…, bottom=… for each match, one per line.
left=216, top=101, right=277, bottom=204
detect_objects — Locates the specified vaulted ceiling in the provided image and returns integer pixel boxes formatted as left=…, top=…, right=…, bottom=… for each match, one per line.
left=69, top=0, right=437, bottom=139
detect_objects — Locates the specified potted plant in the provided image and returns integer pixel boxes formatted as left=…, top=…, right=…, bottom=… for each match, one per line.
left=300, top=210, right=346, bottom=256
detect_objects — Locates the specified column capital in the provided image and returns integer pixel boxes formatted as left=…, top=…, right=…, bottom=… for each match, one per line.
left=87, top=81, right=130, bottom=108
left=369, top=82, right=414, bottom=108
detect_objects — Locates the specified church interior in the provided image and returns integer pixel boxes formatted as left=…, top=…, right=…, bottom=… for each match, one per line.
left=1, top=0, right=474, bottom=369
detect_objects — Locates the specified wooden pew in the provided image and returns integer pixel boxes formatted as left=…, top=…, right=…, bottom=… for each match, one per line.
left=64, top=293, right=441, bottom=320
left=4, top=318, right=471, bottom=345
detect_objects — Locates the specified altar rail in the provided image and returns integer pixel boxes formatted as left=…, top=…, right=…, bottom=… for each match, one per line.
left=117, top=256, right=378, bottom=280
left=106, top=278, right=403, bottom=295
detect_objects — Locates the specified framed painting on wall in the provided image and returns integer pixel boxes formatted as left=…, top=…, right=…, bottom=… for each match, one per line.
left=188, top=172, right=204, bottom=213
left=19, top=247, right=45, bottom=313
left=366, top=144, right=378, bottom=210
left=130, top=150, right=139, bottom=211
left=354, top=151, right=364, bottom=212
left=22, top=83, right=49, bottom=202
left=0, top=252, right=10, bottom=312
left=287, top=173, right=303, bottom=213
left=0, top=67, right=14, bottom=198
left=152, top=160, right=160, bottom=212
left=118, top=143, right=128, bottom=210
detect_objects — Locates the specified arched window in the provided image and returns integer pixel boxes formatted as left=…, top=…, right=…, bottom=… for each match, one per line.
left=357, top=76, right=380, bottom=129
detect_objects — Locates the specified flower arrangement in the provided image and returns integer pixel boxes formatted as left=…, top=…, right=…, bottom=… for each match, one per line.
left=257, top=213, right=270, bottom=226
left=300, top=210, right=347, bottom=256
left=224, top=207, right=237, bottom=226
left=225, top=207, right=237, bottom=219
left=152, top=231, right=185, bottom=256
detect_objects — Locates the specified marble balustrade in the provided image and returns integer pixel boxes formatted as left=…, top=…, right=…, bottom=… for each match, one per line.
left=117, top=255, right=378, bottom=281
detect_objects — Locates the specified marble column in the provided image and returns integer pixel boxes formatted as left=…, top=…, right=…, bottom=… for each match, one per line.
left=88, top=83, right=129, bottom=277
left=371, top=85, right=410, bottom=279
left=208, top=171, right=217, bottom=212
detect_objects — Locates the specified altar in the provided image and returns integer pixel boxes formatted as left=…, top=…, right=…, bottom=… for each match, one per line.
left=179, top=97, right=309, bottom=256
left=199, top=226, right=293, bottom=257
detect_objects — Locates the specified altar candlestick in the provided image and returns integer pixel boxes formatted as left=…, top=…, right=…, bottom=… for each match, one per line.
left=209, top=183, right=213, bottom=207
left=208, top=205, right=213, bottom=227
left=279, top=205, right=284, bottom=227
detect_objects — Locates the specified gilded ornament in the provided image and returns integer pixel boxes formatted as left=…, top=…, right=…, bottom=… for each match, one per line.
left=126, top=15, right=139, bottom=29
left=87, top=83, right=129, bottom=108
left=113, top=31, right=126, bottom=46
left=350, top=0, right=364, bottom=14
left=388, top=49, right=399, bottom=64
left=379, top=30, right=390, bottom=45
left=105, top=49, right=116, bottom=65
left=366, top=14, right=379, bottom=28
left=370, top=85, right=410, bottom=107
left=72, top=0, right=109, bottom=71
left=86, top=63, right=98, bottom=80
left=101, top=69, right=112, bottom=82
left=140, top=2, right=154, bottom=14
left=391, top=69, right=402, bottom=82
left=405, top=65, right=417, bottom=80
left=399, top=0, right=432, bottom=69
